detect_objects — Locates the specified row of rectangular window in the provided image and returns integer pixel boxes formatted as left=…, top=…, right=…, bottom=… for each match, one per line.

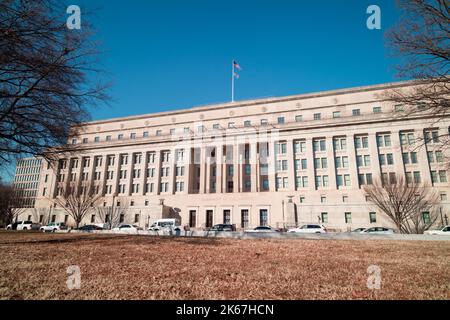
left=72, top=107, right=387, bottom=144
left=319, top=212, right=377, bottom=224
left=68, top=131, right=441, bottom=169
left=59, top=151, right=179, bottom=169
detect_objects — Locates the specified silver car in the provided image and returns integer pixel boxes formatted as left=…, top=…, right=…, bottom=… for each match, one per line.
left=360, top=227, right=394, bottom=234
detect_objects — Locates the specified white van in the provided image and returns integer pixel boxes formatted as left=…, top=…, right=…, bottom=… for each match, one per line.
left=148, top=218, right=181, bottom=231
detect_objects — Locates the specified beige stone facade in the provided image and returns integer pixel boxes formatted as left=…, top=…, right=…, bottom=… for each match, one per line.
left=17, top=81, right=450, bottom=231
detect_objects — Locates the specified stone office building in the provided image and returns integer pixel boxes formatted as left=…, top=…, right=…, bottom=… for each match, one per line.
left=17, top=81, right=450, bottom=230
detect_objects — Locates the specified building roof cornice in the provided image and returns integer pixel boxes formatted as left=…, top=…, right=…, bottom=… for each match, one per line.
left=81, top=80, right=419, bottom=126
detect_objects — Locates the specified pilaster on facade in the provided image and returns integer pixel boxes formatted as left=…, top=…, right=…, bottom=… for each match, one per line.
left=391, top=130, right=406, bottom=176
left=111, top=153, right=121, bottom=196
left=185, top=147, right=193, bottom=194
left=125, top=152, right=133, bottom=196
left=99, top=155, right=108, bottom=196
left=305, top=138, right=316, bottom=190
left=168, top=148, right=176, bottom=195
left=154, top=150, right=162, bottom=196
left=413, top=131, right=432, bottom=185
left=205, top=156, right=211, bottom=194
left=223, top=146, right=229, bottom=193
left=87, top=154, right=96, bottom=193
left=325, top=136, right=337, bottom=189
left=250, top=142, right=258, bottom=192
left=139, top=151, right=148, bottom=196
left=346, top=134, right=360, bottom=188
left=368, top=133, right=382, bottom=182
left=267, top=140, right=276, bottom=192
left=74, top=155, right=83, bottom=193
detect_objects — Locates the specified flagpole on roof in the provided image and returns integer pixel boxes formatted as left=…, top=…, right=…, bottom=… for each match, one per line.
left=231, top=59, right=235, bottom=103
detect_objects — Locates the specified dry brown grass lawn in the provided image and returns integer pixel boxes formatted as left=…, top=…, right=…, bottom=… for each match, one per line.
left=0, top=231, right=448, bottom=300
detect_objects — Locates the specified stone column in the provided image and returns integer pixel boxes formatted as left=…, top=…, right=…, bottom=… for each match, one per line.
left=223, top=145, right=229, bottom=193
left=216, top=144, right=223, bottom=194
left=205, top=155, right=211, bottom=194
left=199, top=146, right=206, bottom=194
left=185, top=147, right=192, bottom=194
left=233, top=143, right=240, bottom=193
left=286, top=139, right=296, bottom=191
left=250, top=142, right=258, bottom=192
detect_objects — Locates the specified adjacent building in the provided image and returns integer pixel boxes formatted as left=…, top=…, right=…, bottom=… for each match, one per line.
left=12, top=157, right=42, bottom=208
left=16, top=80, right=450, bottom=230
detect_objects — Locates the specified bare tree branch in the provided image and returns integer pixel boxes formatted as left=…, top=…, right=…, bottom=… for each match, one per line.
left=363, top=174, right=440, bottom=234
left=0, top=0, right=110, bottom=169
left=49, top=183, right=101, bottom=228
left=384, top=0, right=450, bottom=161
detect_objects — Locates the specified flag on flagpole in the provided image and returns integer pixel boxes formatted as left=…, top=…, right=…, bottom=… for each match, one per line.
left=231, top=60, right=242, bottom=102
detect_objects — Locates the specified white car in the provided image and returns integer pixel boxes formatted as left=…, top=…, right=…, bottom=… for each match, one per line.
left=148, top=219, right=181, bottom=231
left=6, top=220, right=41, bottom=231
left=351, top=228, right=367, bottom=233
left=112, top=224, right=138, bottom=232
left=40, top=222, right=67, bottom=232
left=244, top=226, right=279, bottom=233
left=424, top=225, right=450, bottom=235
left=360, top=227, right=394, bottom=235
left=288, top=224, right=327, bottom=234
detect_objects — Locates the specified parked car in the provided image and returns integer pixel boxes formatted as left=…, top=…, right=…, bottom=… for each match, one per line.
left=6, top=220, right=41, bottom=231
left=288, top=224, right=327, bottom=234
left=360, top=227, right=394, bottom=235
left=112, top=224, right=139, bottom=232
left=210, top=224, right=236, bottom=231
left=148, top=219, right=181, bottom=231
left=77, top=225, right=104, bottom=231
left=424, top=225, right=450, bottom=235
left=40, top=222, right=68, bottom=232
left=245, top=226, right=279, bottom=233
left=351, top=228, right=367, bottom=233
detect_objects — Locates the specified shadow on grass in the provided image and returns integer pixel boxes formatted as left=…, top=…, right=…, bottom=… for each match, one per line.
left=0, top=232, right=226, bottom=246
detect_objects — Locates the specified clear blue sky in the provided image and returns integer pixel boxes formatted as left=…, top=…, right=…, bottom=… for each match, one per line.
left=2, top=0, right=404, bottom=182
left=80, top=0, right=403, bottom=121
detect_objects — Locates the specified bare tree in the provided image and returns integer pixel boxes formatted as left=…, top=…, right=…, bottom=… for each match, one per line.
left=96, top=203, right=129, bottom=230
left=0, top=183, right=26, bottom=226
left=0, top=0, right=109, bottom=168
left=50, top=184, right=101, bottom=228
left=363, top=175, right=439, bottom=234
left=384, top=1, right=449, bottom=154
